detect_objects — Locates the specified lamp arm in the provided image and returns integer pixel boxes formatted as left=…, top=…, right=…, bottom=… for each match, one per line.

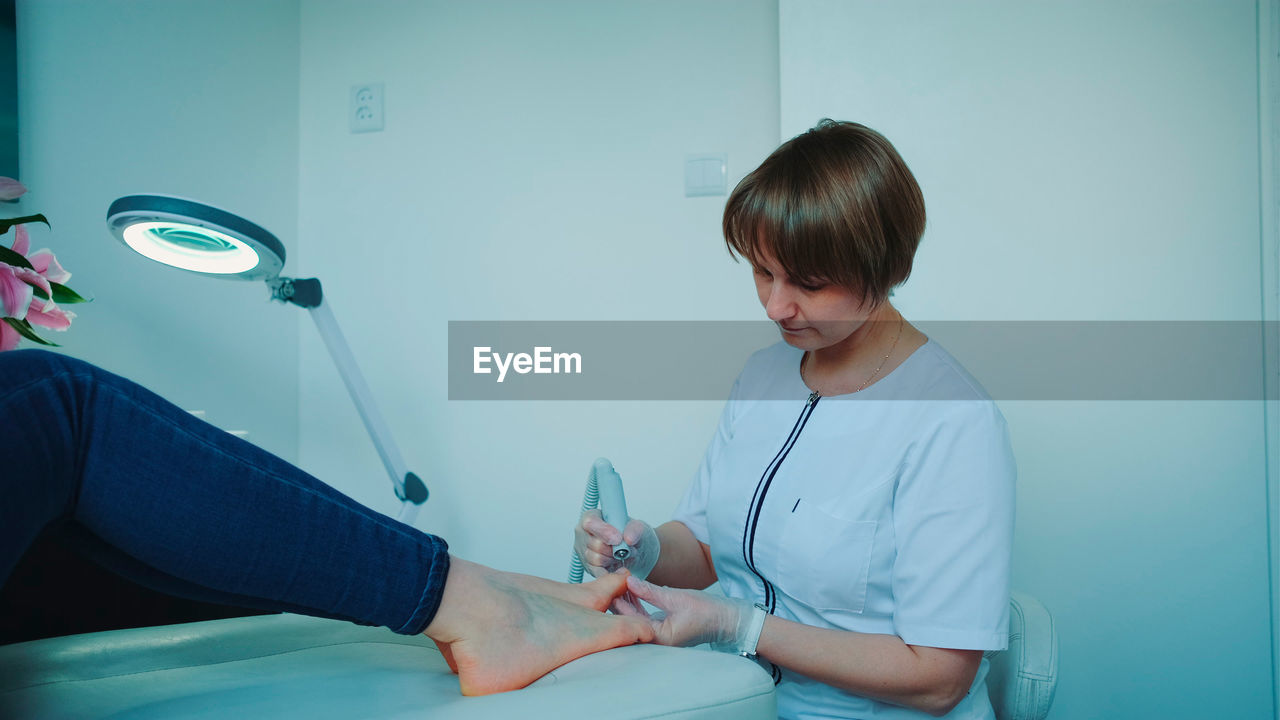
left=271, top=277, right=428, bottom=524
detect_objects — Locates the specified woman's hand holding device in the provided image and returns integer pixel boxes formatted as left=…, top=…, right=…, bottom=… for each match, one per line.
left=574, top=511, right=661, bottom=580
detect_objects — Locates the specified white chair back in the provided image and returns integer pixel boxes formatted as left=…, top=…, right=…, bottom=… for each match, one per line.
left=985, top=591, right=1059, bottom=720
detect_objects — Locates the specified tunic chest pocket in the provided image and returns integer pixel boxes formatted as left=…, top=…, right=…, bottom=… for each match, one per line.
left=775, top=499, right=877, bottom=613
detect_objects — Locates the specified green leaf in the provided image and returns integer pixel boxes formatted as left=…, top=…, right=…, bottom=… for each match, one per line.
left=51, top=282, right=89, bottom=304
left=2, top=317, right=59, bottom=347
left=28, top=283, right=87, bottom=304
left=0, top=244, right=33, bottom=270
left=0, top=214, right=50, bottom=234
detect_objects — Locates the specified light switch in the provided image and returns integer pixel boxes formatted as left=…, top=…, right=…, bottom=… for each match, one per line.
left=685, top=153, right=727, bottom=197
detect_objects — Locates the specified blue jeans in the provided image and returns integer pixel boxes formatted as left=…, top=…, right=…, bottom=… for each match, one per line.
left=0, top=349, right=449, bottom=635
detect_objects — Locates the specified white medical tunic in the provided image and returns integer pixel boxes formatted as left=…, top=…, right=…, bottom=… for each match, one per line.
left=673, top=340, right=1015, bottom=720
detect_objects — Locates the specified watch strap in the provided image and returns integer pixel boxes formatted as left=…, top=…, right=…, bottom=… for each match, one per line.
left=738, top=603, right=769, bottom=657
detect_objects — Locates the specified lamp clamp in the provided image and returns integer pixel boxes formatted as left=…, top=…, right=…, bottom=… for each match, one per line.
left=269, top=277, right=324, bottom=309
left=400, top=472, right=429, bottom=504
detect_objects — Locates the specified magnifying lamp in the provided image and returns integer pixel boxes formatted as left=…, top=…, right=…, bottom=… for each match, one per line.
left=107, top=194, right=428, bottom=524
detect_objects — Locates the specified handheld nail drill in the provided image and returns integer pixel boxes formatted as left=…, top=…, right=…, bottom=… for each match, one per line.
left=592, top=458, right=633, bottom=561
left=569, top=457, right=633, bottom=583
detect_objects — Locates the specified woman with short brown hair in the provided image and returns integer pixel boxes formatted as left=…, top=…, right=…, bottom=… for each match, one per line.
left=577, top=120, right=1015, bottom=720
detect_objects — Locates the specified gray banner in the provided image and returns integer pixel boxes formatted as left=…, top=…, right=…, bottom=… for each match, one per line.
left=447, top=321, right=1280, bottom=401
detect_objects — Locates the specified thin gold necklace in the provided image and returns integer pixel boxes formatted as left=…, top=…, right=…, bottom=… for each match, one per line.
left=806, top=315, right=905, bottom=396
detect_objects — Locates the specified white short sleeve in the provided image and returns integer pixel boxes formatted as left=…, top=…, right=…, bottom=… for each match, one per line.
left=891, top=401, right=1016, bottom=651
left=671, top=376, right=743, bottom=545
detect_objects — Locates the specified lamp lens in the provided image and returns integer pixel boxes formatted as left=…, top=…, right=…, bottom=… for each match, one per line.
left=122, top=221, right=261, bottom=275
left=150, top=226, right=239, bottom=253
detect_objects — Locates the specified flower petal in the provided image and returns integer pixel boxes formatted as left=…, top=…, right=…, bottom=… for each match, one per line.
left=11, top=225, right=29, bottom=256
left=0, top=177, right=26, bottom=202
left=12, top=265, right=51, bottom=301
left=0, top=320, right=20, bottom=351
left=28, top=249, right=71, bottom=284
left=26, top=302, right=73, bottom=331
left=0, top=264, right=33, bottom=319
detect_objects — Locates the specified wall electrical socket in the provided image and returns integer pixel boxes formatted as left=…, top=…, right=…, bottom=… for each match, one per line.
left=350, top=83, right=384, bottom=133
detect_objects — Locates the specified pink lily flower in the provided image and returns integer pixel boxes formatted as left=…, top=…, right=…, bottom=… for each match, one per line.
left=0, top=180, right=83, bottom=351
left=0, top=176, right=25, bottom=201
left=0, top=254, right=69, bottom=343
left=26, top=296, right=74, bottom=331
left=9, top=263, right=51, bottom=309
left=0, top=262, right=34, bottom=319
left=11, top=224, right=27, bottom=254
left=2, top=226, right=61, bottom=326
left=22, top=255, right=73, bottom=331
left=12, top=226, right=73, bottom=285
left=29, top=249, right=72, bottom=284
left=0, top=320, right=19, bottom=351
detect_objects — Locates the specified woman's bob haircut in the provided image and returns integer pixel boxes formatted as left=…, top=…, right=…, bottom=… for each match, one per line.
left=723, top=119, right=926, bottom=306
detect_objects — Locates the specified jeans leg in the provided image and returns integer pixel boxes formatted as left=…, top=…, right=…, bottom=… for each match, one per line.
left=0, top=349, right=448, bottom=635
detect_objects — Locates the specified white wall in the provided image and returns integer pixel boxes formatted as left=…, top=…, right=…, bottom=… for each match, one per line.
left=296, top=0, right=780, bottom=576
left=18, top=0, right=1278, bottom=716
left=17, top=0, right=301, bottom=461
left=780, top=1, right=1275, bottom=718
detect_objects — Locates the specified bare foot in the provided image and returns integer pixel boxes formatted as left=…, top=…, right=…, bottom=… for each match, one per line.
left=430, top=571, right=633, bottom=675
left=425, top=557, right=655, bottom=696
left=432, top=639, right=459, bottom=674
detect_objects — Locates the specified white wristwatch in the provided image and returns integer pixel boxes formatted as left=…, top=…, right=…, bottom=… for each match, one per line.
left=739, top=603, right=769, bottom=657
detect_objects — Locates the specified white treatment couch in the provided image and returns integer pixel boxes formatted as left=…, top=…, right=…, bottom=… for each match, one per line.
left=0, top=591, right=1056, bottom=719
left=0, top=612, right=777, bottom=719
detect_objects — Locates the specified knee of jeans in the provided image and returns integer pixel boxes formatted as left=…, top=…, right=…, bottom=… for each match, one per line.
left=0, top=348, right=99, bottom=392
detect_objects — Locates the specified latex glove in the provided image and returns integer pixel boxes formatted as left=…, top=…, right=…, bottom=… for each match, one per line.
left=574, top=509, right=661, bottom=580
left=622, top=576, right=765, bottom=654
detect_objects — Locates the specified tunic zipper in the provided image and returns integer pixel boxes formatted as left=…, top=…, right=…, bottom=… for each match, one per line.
left=741, top=390, right=820, bottom=683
